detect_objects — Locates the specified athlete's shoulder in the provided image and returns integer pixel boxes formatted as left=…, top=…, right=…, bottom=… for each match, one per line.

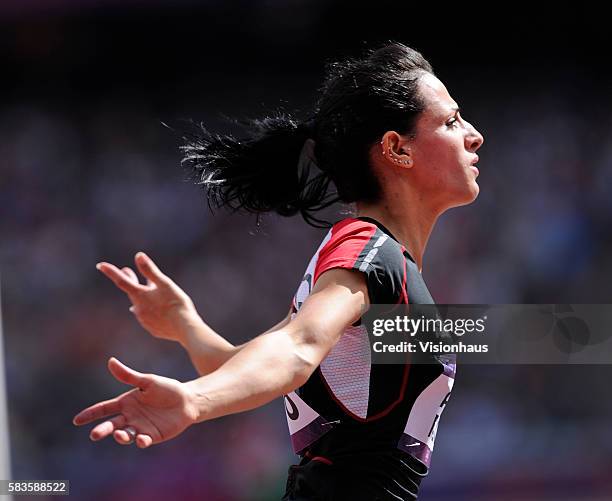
left=316, top=217, right=398, bottom=273
left=311, top=218, right=404, bottom=299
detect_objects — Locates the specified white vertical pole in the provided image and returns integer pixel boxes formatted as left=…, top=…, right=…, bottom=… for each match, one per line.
left=0, top=275, right=12, bottom=494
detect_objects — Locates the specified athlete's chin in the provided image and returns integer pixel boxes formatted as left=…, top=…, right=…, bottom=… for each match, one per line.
left=437, top=181, right=480, bottom=213
left=467, top=181, right=480, bottom=201
left=448, top=183, right=479, bottom=209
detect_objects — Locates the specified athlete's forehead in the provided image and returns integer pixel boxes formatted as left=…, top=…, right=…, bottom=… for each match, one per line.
left=417, top=73, right=460, bottom=119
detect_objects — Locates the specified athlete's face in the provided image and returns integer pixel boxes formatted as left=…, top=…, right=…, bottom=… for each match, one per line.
left=406, top=73, right=484, bottom=211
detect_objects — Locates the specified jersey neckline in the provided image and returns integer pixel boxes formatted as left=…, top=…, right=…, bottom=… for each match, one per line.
left=354, top=216, right=416, bottom=264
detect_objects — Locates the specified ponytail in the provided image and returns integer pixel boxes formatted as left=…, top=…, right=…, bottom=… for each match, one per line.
left=181, top=42, right=434, bottom=228
left=181, top=113, right=340, bottom=228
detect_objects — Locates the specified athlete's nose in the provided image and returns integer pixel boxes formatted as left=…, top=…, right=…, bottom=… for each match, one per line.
left=465, top=121, right=484, bottom=153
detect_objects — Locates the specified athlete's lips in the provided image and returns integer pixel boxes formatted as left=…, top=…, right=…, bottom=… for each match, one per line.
left=469, top=155, right=480, bottom=176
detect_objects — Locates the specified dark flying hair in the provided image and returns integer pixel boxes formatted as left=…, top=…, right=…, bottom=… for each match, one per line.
left=181, top=41, right=434, bottom=228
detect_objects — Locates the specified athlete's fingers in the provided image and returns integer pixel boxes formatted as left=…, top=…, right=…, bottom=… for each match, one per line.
left=107, top=357, right=152, bottom=390
left=134, top=252, right=170, bottom=287
left=73, top=398, right=121, bottom=426
left=96, top=262, right=148, bottom=295
left=89, top=414, right=127, bottom=441
left=113, top=428, right=134, bottom=445
left=136, top=434, right=154, bottom=449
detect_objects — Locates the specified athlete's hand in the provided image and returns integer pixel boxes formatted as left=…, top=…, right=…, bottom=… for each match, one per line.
left=96, top=252, right=199, bottom=343
left=73, top=357, right=199, bottom=448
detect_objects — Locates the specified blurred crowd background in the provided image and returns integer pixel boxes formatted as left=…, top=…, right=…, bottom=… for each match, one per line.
left=1, top=2, right=612, bottom=500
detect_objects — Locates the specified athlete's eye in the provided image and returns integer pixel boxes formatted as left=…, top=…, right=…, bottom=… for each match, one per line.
left=446, top=118, right=459, bottom=128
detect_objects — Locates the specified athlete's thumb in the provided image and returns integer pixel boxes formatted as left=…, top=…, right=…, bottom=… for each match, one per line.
left=108, top=357, right=151, bottom=390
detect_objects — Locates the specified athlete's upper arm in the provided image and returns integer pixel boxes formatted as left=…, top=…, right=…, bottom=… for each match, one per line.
left=284, top=267, right=369, bottom=370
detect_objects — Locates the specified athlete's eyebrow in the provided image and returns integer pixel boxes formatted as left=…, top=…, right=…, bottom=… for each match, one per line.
left=441, top=106, right=460, bottom=122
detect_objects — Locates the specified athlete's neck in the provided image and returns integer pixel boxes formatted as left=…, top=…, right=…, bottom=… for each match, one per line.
left=355, top=200, right=440, bottom=273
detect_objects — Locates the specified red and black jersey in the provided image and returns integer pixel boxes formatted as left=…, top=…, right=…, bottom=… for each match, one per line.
left=283, top=217, right=456, bottom=499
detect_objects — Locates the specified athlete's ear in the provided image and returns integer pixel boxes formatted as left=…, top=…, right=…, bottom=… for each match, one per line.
left=380, top=131, right=413, bottom=168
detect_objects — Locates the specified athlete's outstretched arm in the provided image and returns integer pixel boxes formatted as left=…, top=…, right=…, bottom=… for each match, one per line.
left=186, top=267, right=369, bottom=421
left=73, top=268, right=368, bottom=448
left=96, top=252, right=291, bottom=376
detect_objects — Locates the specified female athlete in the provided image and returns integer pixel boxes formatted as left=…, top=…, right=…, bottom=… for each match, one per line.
left=73, top=42, right=484, bottom=500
